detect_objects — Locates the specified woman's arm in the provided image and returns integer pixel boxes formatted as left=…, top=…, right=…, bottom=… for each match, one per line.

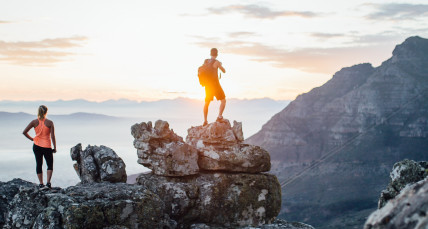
left=22, top=120, right=36, bottom=141
left=50, top=122, right=57, bottom=153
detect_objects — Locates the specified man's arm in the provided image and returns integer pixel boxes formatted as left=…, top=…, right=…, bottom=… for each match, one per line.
left=217, top=61, right=226, bottom=73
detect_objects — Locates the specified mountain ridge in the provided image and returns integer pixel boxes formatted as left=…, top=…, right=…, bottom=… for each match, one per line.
left=246, top=35, right=428, bottom=228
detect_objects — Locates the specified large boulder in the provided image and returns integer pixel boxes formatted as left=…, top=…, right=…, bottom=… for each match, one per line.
left=186, top=120, right=271, bottom=173
left=70, top=143, right=127, bottom=184
left=131, top=120, right=199, bottom=176
left=0, top=179, right=175, bottom=229
left=364, top=177, right=428, bottom=229
left=378, top=159, right=428, bottom=208
left=136, top=172, right=281, bottom=227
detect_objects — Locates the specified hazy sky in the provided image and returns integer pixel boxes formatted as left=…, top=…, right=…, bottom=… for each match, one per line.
left=1, top=0, right=427, bottom=101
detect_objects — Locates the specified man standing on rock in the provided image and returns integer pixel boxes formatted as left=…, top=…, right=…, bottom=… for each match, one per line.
left=202, top=48, right=227, bottom=126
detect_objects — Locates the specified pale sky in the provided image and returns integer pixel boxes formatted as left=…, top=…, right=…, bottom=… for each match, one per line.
left=1, top=0, right=427, bottom=101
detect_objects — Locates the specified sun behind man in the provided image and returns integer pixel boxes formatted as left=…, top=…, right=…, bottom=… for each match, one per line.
left=203, top=48, right=227, bottom=126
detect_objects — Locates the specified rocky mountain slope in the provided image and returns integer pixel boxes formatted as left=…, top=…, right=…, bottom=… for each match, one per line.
left=246, top=36, right=428, bottom=228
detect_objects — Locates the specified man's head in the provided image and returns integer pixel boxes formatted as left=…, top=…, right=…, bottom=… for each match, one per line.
left=210, top=48, right=218, bottom=57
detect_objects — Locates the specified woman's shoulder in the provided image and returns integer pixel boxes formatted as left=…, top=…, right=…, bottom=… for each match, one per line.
left=29, top=119, right=39, bottom=127
left=45, top=119, right=54, bottom=126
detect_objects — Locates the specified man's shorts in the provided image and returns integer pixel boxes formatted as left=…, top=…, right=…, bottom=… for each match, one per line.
left=205, top=83, right=226, bottom=102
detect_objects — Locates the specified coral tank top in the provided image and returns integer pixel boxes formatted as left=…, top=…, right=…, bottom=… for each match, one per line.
left=33, top=119, right=51, bottom=148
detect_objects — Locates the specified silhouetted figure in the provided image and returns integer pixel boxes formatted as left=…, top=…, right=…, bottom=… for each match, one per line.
left=203, top=48, right=226, bottom=126
left=23, top=105, right=57, bottom=190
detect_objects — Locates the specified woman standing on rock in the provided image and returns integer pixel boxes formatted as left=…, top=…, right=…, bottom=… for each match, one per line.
left=23, top=105, right=57, bottom=189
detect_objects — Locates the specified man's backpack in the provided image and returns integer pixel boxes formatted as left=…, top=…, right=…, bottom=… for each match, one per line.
left=198, top=59, right=216, bottom=87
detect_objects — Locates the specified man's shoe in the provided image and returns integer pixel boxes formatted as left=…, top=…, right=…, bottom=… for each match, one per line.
left=216, top=116, right=224, bottom=122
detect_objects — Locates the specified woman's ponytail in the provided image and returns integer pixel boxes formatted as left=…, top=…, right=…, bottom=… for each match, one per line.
left=38, top=105, right=48, bottom=120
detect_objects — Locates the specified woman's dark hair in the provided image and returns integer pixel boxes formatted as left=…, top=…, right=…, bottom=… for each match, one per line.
left=38, top=105, right=48, bottom=120
left=210, top=48, right=218, bottom=57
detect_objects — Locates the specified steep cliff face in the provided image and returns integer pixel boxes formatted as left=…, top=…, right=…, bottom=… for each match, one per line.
left=246, top=36, right=428, bottom=228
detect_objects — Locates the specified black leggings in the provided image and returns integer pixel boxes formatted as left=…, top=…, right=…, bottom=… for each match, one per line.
left=33, top=144, right=53, bottom=174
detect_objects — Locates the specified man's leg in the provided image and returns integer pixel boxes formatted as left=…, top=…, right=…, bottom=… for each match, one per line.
left=218, top=99, right=226, bottom=118
left=204, top=100, right=210, bottom=124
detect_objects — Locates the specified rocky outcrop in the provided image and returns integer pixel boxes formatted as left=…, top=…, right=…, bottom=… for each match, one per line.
left=0, top=179, right=32, bottom=228
left=130, top=119, right=283, bottom=227
left=137, top=172, right=281, bottom=227
left=378, top=159, right=428, bottom=208
left=364, top=160, right=428, bottom=229
left=191, top=219, right=315, bottom=229
left=0, top=179, right=175, bottom=229
left=186, top=120, right=271, bottom=173
left=131, top=120, right=199, bottom=176
left=71, top=143, right=127, bottom=183
left=0, top=120, right=300, bottom=228
left=246, top=36, right=428, bottom=228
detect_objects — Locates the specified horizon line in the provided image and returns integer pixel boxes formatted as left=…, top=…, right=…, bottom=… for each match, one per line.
left=0, top=96, right=291, bottom=103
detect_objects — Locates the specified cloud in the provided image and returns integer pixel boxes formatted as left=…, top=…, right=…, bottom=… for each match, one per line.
left=0, top=20, right=12, bottom=24
left=228, top=32, right=257, bottom=38
left=207, top=4, right=318, bottom=19
left=365, top=3, right=428, bottom=20
left=309, top=33, right=345, bottom=39
left=0, top=36, right=87, bottom=66
left=193, top=37, right=392, bottom=74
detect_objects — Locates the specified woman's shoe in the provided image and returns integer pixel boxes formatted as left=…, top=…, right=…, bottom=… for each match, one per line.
left=38, top=184, right=48, bottom=190
left=46, top=182, right=52, bottom=189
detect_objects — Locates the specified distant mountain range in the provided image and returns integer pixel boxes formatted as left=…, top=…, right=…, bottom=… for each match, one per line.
left=246, top=36, right=428, bottom=228
left=0, top=97, right=289, bottom=117
left=0, top=98, right=289, bottom=139
left=0, top=111, right=120, bottom=121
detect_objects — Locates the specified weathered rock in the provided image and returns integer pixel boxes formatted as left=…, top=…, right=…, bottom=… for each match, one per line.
left=0, top=179, right=34, bottom=228
left=136, top=172, right=281, bottom=227
left=232, top=120, right=244, bottom=142
left=132, top=120, right=199, bottom=176
left=197, top=144, right=271, bottom=173
left=186, top=120, right=271, bottom=173
left=187, top=119, right=242, bottom=146
left=364, top=177, right=428, bottom=229
left=190, top=218, right=314, bottom=229
left=0, top=179, right=41, bottom=228
left=60, top=183, right=175, bottom=228
left=71, top=143, right=127, bottom=184
left=0, top=176, right=286, bottom=229
left=0, top=179, right=176, bottom=229
left=378, top=159, right=428, bottom=208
